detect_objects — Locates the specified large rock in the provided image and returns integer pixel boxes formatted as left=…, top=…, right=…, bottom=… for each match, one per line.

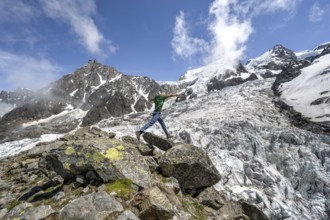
left=7, top=202, right=33, bottom=218
left=117, top=210, right=140, bottom=220
left=40, top=138, right=151, bottom=188
left=197, top=186, right=224, bottom=210
left=60, top=191, right=124, bottom=220
left=20, top=205, right=55, bottom=220
left=143, top=132, right=174, bottom=151
left=132, top=186, right=177, bottom=219
left=159, top=143, right=221, bottom=191
left=122, top=135, right=154, bottom=156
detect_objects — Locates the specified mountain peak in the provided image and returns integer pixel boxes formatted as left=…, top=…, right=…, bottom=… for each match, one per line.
left=270, top=44, right=296, bottom=60
left=246, top=44, right=301, bottom=78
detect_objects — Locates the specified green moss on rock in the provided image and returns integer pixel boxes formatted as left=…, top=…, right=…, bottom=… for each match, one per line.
left=65, top=146, right=75, bottom=155
left=105, top=179, right=134, bottom=200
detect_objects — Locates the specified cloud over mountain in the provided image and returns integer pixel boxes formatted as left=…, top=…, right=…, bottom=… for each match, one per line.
left=0, top=50, right=61, bottom=91
left=172, top=0, right=302, bottom=67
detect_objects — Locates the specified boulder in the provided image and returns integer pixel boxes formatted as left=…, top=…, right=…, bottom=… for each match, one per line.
left=60, top=191, right=124, bottom=220
left=7, top=202, right=33, bottom=218
left=117, top=210, right=140, bottom=220
left=143, top=132, right=174, bottom=151
left=20, top=205, right=55, bottom=220
left=144, top=156, right=158, bottom=172
left=241, top=201, right=268, bottom=220
left=197, top=186, right=224, bottom=210
left=159, top=143, right=221, bottom=191
left=0, top=208, right=7, bottom=219
left=122, top=135, right=154, bottom=156
left=40, top=138, right=151, bottom=188
left=132, top=186, right=177, bottom=219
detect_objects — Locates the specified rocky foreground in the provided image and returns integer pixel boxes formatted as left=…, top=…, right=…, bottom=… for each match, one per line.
left=0, top=127, right=265, bottom=220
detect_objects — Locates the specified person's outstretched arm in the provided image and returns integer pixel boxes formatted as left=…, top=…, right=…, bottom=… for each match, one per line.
left=166, top=93, right=179, bottom=98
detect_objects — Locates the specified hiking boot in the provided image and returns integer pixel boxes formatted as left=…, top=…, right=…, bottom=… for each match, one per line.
left=135, top=131, right=142, bottom=141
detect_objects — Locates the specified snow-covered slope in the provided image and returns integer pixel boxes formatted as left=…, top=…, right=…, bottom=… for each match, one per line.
left=179, top=60, right=254, bottom=96
left=295, top=50, right=322, bottom=61
left=93, top=78, right=329, bottom=220
left=279, top=53, right=330, bottom=123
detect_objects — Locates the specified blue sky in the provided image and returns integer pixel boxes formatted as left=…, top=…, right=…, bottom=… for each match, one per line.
left=0, top=0, right=329, bottom=91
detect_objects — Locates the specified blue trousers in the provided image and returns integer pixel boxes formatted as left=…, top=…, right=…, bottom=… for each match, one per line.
left=140, top=111, right=169, bottom=136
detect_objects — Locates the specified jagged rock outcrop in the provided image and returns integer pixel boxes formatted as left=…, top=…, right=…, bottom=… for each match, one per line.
left=0, top=88, right=35, bottom=106
left=246, top=44, right=309, bottom=78
left=207, top=70, right=258, bottom=92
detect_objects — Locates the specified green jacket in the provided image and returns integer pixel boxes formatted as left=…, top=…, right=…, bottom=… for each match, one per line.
left=154, top=95, right=168, bottom=112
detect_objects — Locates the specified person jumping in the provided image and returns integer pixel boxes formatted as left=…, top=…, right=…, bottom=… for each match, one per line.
left=136, top=93, right=178, bottom=140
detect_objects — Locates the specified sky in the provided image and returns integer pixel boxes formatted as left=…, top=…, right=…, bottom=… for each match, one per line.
left=0, top=0, right=329, bottom=92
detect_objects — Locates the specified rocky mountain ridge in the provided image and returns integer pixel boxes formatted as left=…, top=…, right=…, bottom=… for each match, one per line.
left=0, top=60, right=181, bottom=143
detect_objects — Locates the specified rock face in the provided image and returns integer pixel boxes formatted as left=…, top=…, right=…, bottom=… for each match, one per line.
left=207, top=70, right=258, bottom=92
left=246, top=44, right=309, bottom=78
left=0, top=88, right=35, bottom=106
left=159, top=143, right=221, bottom=192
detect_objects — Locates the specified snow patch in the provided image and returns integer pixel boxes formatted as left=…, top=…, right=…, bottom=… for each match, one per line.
left=70, top=89, right=78, bottom=97
left=22, top=108, right=87, bottom=128
left=179, top=60, right=237, bottom=94
left=295, top=50, right=322, bottom=60
left=280, top=54, right=330, bottom=122
left=0, top=134, right=63, bottom=158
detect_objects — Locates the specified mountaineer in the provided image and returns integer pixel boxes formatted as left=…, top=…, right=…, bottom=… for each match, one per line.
left=136, top=93, right=178, bottom=140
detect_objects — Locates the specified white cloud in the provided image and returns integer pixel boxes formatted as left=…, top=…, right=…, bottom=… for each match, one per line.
left=39, top=0, right=117, bottom=56
left=0, top=0, right=37, bottom=22
left=309, top=2, right=325, bottom=22
left=206, top=0, right=254, bottom=66
left=172, top=11, right=209, bottom=61
left=172, top=0, right=302, bottom=67
left=0, top=50, right=61, bottom=91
